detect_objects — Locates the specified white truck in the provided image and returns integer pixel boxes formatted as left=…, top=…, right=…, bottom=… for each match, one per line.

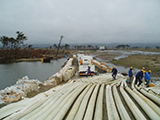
left=77, top=53, right=84, bottom=65
left=78, top=54, right=95, bottom=76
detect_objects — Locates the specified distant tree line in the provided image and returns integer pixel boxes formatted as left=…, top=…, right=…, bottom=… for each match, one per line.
left=52, top=43, right=70, bottom=50
left=0, top=31, right=27, bottom=49
left=116, top=44, right=130, bottom=49
left=0, top=31, right=28, bottom=63
left=115, top=44, right=160, bottom=49
left=156, top=46, right=160, bottom=49
left=52, top=44, right=98, bottom=50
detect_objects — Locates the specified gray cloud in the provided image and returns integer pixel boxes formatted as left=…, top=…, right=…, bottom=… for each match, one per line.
left=0, top=0, right=160, bottom=45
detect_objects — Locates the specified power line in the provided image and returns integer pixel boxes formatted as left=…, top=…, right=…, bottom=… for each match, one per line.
left=63, top=37, right=82, bottom=44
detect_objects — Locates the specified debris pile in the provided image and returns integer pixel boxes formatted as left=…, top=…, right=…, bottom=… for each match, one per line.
left=0, top=76, right=42, bottom=106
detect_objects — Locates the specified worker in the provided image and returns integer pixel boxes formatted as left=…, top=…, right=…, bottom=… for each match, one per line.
left=135, top=70, right=145, bottom=86
left=145, top=70, right=151, bottom=87
left=87, top=65, right=91, bottom=77
left=128, top=67, right=133, bottom=84
left=112, top=66, right=117, bottom=80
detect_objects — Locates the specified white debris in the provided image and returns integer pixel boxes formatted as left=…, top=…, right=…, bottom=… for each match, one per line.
left=0, top=76, right=43, bottom=105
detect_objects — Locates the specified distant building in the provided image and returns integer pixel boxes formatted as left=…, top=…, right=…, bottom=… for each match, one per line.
left=99, top=46, right=105, bottom=50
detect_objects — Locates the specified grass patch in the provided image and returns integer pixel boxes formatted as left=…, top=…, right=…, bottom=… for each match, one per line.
left=111, top=55, right=160, bottom=76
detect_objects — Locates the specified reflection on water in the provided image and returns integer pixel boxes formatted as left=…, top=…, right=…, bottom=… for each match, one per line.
left=0, top=58, right=67, bottom=90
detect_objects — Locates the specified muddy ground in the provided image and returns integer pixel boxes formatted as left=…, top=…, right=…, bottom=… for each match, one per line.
left=91, top=50, right=160, bottom=77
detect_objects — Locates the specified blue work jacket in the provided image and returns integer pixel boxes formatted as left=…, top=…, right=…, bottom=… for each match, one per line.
left=112, top=68, right=117, bottom=75
left=136, top=71, right=143, bottom=79
left=128, top=69, right=133, bottom=77
left=145, top=72, right=151, bottom=81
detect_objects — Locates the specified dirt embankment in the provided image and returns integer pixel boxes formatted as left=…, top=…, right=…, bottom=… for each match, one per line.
left=0, top=49, right=73, bottom=63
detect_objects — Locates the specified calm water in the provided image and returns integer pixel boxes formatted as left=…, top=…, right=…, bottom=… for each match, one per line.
left=0, top=58, right=67, bottom=90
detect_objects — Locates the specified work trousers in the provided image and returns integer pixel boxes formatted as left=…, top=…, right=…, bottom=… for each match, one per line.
left=135, top=77, right=142, bottom=86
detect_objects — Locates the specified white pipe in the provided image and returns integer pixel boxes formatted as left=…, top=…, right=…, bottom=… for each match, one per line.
left=133, top=82, right=160, bottom=116
left=83, top=84, right=100, bottom=120
left=131, top=76, right=135, bottom=90
left=65, top=84, right=92, bottom=120
left=32, top=83, right=82, bottom=120
left=133, top=89, right=160, bottom=116
left=0, top=98, right=30, bottom=119
left=94, top=84, right=104, bottom=120
left=106, top=85, right=120, bottom=120
left=43, top=84, right=86, bottom=120
left=21, top=82, right=81, bottom=120
left=53, top=84, right=88, bottom=120
left=74, top=84, right=96, bottom=120
left=1, top=82, right=76, bottom=120
left=124, top=81, right=160, bottom=119
left=132, top=75, right=160, bottom=105
left=120, top=82, right=146, bottom=120
left=5, top=92, right=51, bottom=120
left=113, top=85, right=131, bottom=120
left=140, top=88, right=160, bottom=105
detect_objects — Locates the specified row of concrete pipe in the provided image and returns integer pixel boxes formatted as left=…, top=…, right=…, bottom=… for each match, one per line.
left=0, top=73, right=160, bottom=120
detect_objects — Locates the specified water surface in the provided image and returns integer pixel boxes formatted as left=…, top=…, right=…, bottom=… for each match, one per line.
left=0, top=58, right=67, bottom=90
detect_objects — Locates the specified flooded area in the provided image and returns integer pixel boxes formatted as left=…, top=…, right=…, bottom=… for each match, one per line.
left=0, top=58, right=67, bottom=90
left=92, top=50, right=160, bottom=81
left=97, top=50, right=160, bottom=60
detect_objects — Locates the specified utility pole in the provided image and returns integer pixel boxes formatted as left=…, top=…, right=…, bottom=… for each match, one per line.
left=55, top=35, right=64, bottom=57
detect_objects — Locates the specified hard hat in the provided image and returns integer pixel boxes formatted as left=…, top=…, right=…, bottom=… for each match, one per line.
left=149, top=70, right=151, bottom=73
left=130, top=67, right=133, bottom=69
left=113, top=66, right=115, bottom=68
left=143, top=70, right=146, bottom=74
left=143, top=67, right=145, bottom=70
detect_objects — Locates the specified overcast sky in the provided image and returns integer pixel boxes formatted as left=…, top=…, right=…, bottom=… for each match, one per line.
left=0, top=0, right=160, bottom=45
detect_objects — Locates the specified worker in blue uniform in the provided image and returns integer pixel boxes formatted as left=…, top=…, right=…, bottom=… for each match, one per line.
left=112, top=66, right=117, bottom=80
left=128, top=67, right=133, bottom=84
left=135, top=70, right=145, bottom=86
left=87, top=65, right=91, bottom=77
left=145, top=70, right=151, bottom=87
